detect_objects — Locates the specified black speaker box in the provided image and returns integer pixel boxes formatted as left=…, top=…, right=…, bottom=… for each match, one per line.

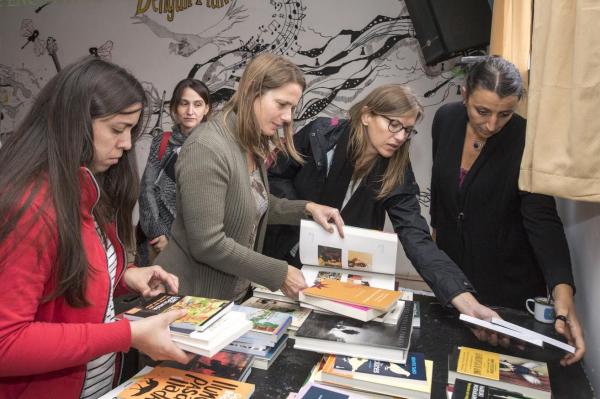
left=404, top=0, right=492, bottom=65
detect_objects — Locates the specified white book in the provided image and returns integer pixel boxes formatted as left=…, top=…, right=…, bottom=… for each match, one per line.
left=299, top=220, right=397, bottom=275
left=172, top=312, right=252, bottom=357
left=301, top=264, right=395, bottom=290
left=491, top=317, right=576, bottom=354
left=459, top=314, right=544, bottom=347
left=170, top=311, right=247, bottom=345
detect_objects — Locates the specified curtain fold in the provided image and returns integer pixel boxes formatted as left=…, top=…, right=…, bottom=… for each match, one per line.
left=489, top=0, right=532, bottom=117
left=519, top=0, right=600, bottom=201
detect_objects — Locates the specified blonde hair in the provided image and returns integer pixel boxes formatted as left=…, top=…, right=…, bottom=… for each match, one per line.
left=223, top=53, right=305, bottom=162
left=348, top=84, right=423, bottom=199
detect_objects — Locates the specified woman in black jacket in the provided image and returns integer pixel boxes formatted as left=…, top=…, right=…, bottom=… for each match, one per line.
left=430, top=56, right=584, bottom=365
left=266, top=84, right=499, bottom=331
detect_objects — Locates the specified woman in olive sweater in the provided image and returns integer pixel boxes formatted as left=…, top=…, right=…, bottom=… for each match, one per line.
left=157, top=53, right=343, bottom=301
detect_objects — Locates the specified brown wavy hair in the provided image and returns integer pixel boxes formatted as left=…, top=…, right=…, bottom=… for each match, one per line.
left=348, top=84, right=423, bottom=199
left=0, top=57, right=147, bottom=307
left=223, top=53, right=305, bottom=162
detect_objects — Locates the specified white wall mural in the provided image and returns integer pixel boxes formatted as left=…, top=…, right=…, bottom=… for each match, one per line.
left=0, top=0, right=466, bottom=278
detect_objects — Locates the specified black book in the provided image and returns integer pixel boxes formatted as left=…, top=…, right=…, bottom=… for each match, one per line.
left=294, top=300, right=414, bottom=364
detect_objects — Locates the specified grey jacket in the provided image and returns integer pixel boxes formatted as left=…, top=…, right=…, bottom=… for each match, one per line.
left=156, top=111, right=307, bottom=300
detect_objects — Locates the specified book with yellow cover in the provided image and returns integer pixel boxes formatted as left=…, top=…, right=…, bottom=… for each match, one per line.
left=117, top=366, right=254, bottom=399
left=448, top=347, right=551, bottom=399
left=301, top=279, right=401, bottom=312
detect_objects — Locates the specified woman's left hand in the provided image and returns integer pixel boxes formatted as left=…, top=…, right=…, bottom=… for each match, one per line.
left=305, top=202, right=345, bottom=238
left=553, top=284, right=585, bottom=366
left=123, top=265, right=179, bottom=298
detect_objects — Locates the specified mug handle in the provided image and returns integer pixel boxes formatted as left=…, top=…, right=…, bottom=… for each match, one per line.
left=525, top=298, right=535, bottom=315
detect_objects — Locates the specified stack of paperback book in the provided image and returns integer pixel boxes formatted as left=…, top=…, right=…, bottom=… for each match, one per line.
left=241, top=296, right=312, bottom=336
left=122, top=294, right=252, bottom=357
left=294, top=300, right=415, bottom=364
left=224, top=305, right=292, bottom=370
left=317, top=352, right=433, bottom=398
left=299, top=278, right=402, bottom=322
left=160, top=350, right=255, bottom=382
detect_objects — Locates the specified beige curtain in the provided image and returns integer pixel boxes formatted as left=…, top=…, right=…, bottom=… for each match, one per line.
left=519, top=0, right=600, bottom=201
left=489, top=0, right=532, bottom=117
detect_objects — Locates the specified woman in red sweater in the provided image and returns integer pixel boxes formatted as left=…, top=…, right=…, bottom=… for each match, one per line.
left=0, top=57, right=190, bottom=399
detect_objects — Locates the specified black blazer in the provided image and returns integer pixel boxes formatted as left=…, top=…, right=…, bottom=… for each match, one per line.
left=430, top=102, right=575, bottom=309
left=265, top=117, right=476, bottom=305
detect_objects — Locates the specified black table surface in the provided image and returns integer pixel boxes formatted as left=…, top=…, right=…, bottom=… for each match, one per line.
left=116, top=294, right=594, bottom=398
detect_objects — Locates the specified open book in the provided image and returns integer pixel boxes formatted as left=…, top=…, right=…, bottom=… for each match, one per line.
left=299, top=219, right=398, bottom=290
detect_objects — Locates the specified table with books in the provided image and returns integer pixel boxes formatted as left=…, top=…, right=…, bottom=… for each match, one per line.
left=115, top=293, right=593, bottom=399
left=112, top=221, right=593, bottom=398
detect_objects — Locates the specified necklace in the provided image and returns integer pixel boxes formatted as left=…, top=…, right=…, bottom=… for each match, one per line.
left=473, top=140, right=485, bottom=151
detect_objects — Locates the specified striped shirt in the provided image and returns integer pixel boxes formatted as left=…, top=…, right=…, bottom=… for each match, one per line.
left=80, top=221, right=117, bottom=399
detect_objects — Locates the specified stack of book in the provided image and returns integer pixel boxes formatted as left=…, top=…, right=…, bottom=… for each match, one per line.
left=294, top=300, right=414, bottom=364
left=122, top=294, right=252, bottom=357
left=224, top=305, right=292, bottom=370
left=160, top=350, right=255, bottom=382
left=447, top=346, right=552, bottom=399
left=317, top=353, right=433, bottom=398
left=299, top=278, right=402, bottom=322
left=100, top=366, right=255, bottom=399
left=252, top=220, right=401, bottom=304
left=241, top=296, right=312, bottom=336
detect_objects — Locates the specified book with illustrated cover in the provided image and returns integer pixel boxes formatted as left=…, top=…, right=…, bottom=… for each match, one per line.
left=299, top=220, right=398, bottom=290
left=232, top=304, right=292, bottom=345
left=451, top=378, right=535, bottom=399
left=294, top=301, right=414, bottom=364
left=448, top=347, right=551, bottom=399
left=301, top=279, right=401, bottom=312
left=116, top=366, right=254, bottom=399
left=160, top=350, right=254, bottom=382
left=123, top=294, right=232, bottom=333
left=241, top=296, right=312, bottom=332
left=321, top=353, right=433, bottom=398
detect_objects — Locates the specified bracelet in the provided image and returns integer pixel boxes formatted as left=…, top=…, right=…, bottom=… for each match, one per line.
left=555, top=314, right=568, bottom=323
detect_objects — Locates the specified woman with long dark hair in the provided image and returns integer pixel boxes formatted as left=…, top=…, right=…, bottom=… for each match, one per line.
left=0, top=57, right=190, bottom=399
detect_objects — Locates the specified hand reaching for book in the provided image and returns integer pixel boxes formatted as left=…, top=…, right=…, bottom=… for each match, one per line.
left=281, top=265, right=308, bottom=300
left=451, top=292, right=510, bottom=348
left=130, top=309, right=193, bottom=364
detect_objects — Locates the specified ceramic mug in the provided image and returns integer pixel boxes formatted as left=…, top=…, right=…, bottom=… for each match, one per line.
left=525, top=297, right=555, bottom=324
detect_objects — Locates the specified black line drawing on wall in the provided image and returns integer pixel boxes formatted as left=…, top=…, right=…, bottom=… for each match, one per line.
left=20, top=19, right=45, bottom=56
left=89, top=40, right=114, bottom=61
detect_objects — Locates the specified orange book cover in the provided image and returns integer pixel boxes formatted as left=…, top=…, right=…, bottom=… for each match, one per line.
left=302, top=279, right=401, bottom=311
left=117, top=366, right=254, bottom=399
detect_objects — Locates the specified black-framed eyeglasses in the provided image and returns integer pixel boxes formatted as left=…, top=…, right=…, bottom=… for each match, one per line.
left=376, top=114, right=418, bottom=139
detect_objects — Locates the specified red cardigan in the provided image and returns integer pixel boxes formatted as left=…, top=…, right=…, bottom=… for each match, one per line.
left=0, top=168, right=133, bottom=399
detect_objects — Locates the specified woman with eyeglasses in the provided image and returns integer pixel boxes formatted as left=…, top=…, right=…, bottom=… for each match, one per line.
left=430, top=56, right=584, bottom=365
left=266, top=84, right=501, bottom=328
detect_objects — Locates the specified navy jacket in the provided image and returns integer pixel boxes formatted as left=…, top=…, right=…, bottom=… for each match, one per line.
left=430, top=102, right=575, bottom=309
left=265, top=117, right=475, bottom=305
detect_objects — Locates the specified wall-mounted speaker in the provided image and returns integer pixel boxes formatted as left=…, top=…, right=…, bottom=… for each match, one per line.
left=404, top=0, right=492, bottom=66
